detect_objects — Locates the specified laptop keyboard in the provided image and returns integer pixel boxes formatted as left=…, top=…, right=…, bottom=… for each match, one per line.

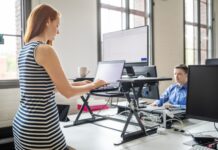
left=91, top=85, right=118, bottom=92
left=189, top=145, right=214, bottom=150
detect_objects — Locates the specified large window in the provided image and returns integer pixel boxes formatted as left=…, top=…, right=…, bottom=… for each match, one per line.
left=100, top=0, right=146, bottom=37
left=0, top=0, right=30, bottom=88
left=98, top=0, right=153, bottom=63
left=184, top=0, right=213, bottom=65
left=129, top=0, right=146, bottom=28
left=0, top=0, right=22, bottom=80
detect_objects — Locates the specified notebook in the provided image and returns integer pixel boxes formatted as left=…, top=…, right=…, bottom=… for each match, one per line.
left=91, top=60, right=125, bottom=92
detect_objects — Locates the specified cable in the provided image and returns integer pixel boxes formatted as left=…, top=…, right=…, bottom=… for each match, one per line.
left=214, top=122, right=218, bottom=133
left=116, top=97, right=119, bottom=105
left=117, top=110, right=130, bottom=116
left=95, top=97, right=111, bottom=115
left=166, top=117, right=184, bottom=132
left=166, top=118, right=183, bottom=128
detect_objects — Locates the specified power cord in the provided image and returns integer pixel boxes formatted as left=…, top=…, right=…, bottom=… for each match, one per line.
left=117, top=110, right=130, bottom=116
left=95, top=97, right=111, bottom=115
left=214, top=122, right=218, bottom=133
left=163, top=114, right=185, bottom=133
left=166, top=118, right=184, bottom=131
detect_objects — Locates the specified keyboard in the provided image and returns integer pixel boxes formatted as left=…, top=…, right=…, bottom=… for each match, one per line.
left=91, top=85, right=119, bottom=92
left=168, top=107, right=186, bottom=111
left=189, top=145, right=215, bottom=150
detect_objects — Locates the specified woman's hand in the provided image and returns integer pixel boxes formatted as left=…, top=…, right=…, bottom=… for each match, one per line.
left=92, top=79, right=107, bottom=89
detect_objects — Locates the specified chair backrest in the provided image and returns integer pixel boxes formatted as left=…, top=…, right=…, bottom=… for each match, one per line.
left=57, top=104, right=70, bottom=122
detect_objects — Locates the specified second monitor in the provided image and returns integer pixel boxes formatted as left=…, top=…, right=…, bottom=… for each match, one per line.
left=123, top=62, right=157, bottom=77
left=205, top=58, right=218, bottom=65
left=123, top=62, right=159, bottom=100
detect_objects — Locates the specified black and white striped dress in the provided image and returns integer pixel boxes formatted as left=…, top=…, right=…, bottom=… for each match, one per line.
left=13, top=41, right=67, bottom=150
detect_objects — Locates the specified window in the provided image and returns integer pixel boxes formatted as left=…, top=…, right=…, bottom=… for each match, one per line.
left=129, top=0, right=146, bottom=28
left=98, top=0, right=153, bottom=63
left=0, top=0, right=21, bottom=80
left=184, top=0, right=213, bottom=65
left=100, top=0, right=126, bottom=36
left=0, top=0, right=31, bottom=88
left=100, top=0, right=146, bottom=37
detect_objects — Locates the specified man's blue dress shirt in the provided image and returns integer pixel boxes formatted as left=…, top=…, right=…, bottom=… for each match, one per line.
left=154, top=83, right=187, bottom=109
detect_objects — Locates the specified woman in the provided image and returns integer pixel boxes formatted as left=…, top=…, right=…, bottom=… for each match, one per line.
left=13, top=4, right=106, bottom=150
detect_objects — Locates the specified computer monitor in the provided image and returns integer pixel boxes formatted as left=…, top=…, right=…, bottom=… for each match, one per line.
left=123, top=62, right=147, bottom=77
left=123, top=62, right=156, bottom=77
left=140, top=65, right=157, bottom=77
left=141, top=84, right=160, bottom=100
left=123, top=62, right=159, bottom=100
left=140, top=65, right=159, bottom=99
left=205, top=58, right=218, bottom=65
left=186, top=65, right=218, bottom=122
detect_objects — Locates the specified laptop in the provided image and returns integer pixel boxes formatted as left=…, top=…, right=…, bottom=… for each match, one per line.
left=91, top=60, right=125, bottom=92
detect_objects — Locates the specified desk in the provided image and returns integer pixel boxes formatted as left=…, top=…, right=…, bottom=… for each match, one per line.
left=116, top=77, right=172, bottom=144
left=65, top=77, right=172, bottom=145
left=61, top=117, right=218, bottom=150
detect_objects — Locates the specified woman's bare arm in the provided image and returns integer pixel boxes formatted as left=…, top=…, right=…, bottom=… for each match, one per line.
left=35, top=45, right=105, bottom=98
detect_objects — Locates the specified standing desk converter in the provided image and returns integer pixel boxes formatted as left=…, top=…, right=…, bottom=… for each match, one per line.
left=64, top=77, right=172, bottom=144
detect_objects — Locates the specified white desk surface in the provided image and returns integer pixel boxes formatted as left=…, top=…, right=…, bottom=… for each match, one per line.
left=60, top=111, right=218, bottom=150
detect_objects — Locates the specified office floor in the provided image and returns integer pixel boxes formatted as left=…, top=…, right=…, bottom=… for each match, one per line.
left=60, top=109, right=218, bottom=150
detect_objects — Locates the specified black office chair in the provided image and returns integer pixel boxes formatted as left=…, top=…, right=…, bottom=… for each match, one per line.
left=0, top=126, right=14, bottom=149
left=57, top=104, right=70, bottom=122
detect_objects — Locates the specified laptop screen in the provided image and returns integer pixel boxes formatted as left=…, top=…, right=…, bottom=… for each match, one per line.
left=94, top=61, right=125, bottom=85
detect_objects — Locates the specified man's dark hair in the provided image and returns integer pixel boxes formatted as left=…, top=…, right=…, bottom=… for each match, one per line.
left=175, top=64, right=188, bottom=74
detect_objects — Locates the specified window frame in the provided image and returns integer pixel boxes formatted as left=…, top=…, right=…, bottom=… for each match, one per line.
left=184, top=0, right=214, bottom=65
left=97, top=0, right=154, bottom=64
left=0, top=0, right=31, bottom=89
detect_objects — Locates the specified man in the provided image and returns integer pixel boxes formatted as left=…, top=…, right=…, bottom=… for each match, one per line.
left=151, top=64, right=188, bottom=109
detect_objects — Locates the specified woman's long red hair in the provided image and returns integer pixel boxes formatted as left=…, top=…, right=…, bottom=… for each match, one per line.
left=24, top=4, right=59, bottom=45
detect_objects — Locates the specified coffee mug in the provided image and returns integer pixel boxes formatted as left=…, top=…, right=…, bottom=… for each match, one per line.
left=78, top=67, right=89, bottom=78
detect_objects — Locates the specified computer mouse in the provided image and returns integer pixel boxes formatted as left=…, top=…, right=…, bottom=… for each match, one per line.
left=137, top=75, right=146, bottom=79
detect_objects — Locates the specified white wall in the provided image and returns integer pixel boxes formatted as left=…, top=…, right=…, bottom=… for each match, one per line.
left=0, top=89, right=20, bottom=127
left=154, top=0, right=184, bottom=92
left=33, top=0, right=98, bottom=77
